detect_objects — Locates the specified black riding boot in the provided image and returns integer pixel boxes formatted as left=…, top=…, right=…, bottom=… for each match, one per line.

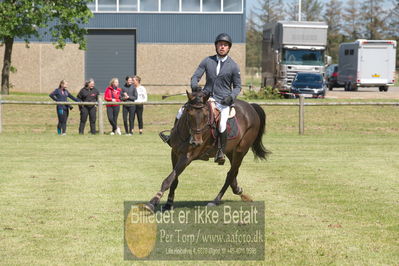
left=159, top=118, right=178, bottom=147
left=215, top=131, right=227, bottom=165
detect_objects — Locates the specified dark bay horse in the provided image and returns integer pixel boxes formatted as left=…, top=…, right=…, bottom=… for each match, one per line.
left=147, top=91, right=269, bottom=211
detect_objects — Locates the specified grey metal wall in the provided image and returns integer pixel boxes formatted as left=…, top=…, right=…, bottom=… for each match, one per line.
left=87, top=13, right=246, bottom=44
left=85, top=29, right=136, bottom=91
left=16, top=12, right=246, bottom=44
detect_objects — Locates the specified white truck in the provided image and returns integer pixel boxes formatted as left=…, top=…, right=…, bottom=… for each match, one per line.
left=338, top=40, right=397, bottom=91
left=261, top=21, right=329, bottom=94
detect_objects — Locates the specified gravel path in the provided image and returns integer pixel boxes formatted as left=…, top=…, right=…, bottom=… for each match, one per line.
left=325, top=86, right=399, bottom=99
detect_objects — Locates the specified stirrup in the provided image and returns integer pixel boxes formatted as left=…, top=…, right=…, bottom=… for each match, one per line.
left=159, top=130, right=171, bottom=143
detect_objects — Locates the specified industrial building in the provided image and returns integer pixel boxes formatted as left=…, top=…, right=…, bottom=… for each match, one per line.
left=1, top=0, right=246, bottom=93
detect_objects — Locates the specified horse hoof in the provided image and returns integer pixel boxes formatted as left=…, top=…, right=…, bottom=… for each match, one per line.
left=144, top=202, right=155, bottom=213
left=240, top=194, right=253, bottom=202
left=161, top=204, right=173, bottom=212
left=215, top=158, right=225, bottom=165
left=207, top=201, right=218, bottom=207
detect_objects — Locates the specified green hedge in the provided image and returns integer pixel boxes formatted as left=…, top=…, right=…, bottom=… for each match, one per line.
left=243, top=86, right=282, bottom=100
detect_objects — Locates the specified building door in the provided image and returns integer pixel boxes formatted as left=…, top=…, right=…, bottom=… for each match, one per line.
left=85, top=29, right=136, bottom=92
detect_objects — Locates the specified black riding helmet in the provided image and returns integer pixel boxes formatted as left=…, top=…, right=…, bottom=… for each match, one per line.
left=214, top=33, right=232, bottom=47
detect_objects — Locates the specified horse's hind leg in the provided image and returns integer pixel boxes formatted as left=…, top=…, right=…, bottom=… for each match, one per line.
left=208, top=151, right=245, bottom=206
left=225, top=156, right=253, bottom=202
left=230, top=177, right=242, bottom=195
left=230, top=175, right=252, bottom=202
left=229, top=127, right=259, bottom=202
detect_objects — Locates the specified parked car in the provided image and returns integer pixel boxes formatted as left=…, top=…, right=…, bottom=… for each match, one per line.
left=290, top=72, right=326, bottom=98
left=325, top=64, right=343, bottom=90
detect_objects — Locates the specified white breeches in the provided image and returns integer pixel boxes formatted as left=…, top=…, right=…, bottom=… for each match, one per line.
left=215, top=102, right=229, bottom=133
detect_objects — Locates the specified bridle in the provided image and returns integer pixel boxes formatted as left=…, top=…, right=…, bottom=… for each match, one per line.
left=185, top=102, right=213, bottom=140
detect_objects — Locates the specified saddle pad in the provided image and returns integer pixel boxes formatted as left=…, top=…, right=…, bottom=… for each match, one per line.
left=226, top=117, right=239, bottom=139
left=211, top=117, right=240, bottom=140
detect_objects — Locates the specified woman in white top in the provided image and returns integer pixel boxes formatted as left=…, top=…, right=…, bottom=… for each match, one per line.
left=133, top=75, right=148, bottom=134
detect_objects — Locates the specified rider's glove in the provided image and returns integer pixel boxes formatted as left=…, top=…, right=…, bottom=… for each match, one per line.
left=192, top=86, right=202, bottom=92
left=221, top=95, right=234, bottom=106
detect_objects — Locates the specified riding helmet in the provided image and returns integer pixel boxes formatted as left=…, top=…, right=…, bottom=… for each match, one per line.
left=214, top=33, right=232, bottom=47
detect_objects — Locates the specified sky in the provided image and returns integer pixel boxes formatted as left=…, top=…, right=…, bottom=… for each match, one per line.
left=246, top=0, right=259, bottom=14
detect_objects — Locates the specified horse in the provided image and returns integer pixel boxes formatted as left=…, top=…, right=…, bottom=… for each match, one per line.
left=147, top=91, right=269, bottom=212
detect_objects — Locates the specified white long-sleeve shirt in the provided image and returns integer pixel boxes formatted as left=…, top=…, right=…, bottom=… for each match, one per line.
left=135, top=85, right=147, bottom=103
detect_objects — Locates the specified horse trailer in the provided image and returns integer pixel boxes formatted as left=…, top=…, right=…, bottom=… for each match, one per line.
left=261, top=21, right=329, bottom=94
left=338, top=40, right=397, bottom=91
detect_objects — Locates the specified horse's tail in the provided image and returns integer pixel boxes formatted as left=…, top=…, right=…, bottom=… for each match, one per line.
left=250, top=103, right=270, bottom=160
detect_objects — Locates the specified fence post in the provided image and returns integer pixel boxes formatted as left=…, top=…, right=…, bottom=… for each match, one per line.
left=299, top=95, right=305, bottom=135
left=0, top=94, right=2, bottom=134
left=98, top=96, right=104, bottom=135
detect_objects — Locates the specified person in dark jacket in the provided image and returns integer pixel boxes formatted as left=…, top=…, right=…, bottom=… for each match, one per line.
left=121, top=76, right=137, bottom=135
left=104, top=78, right=122, bottom=135
left=77, top=79, right=99, bottom=135
left=190, top=33, right=241, bottom=165
left=160, top=33, right=241, bottom=165
left=49, top=80, right=80, bottom=135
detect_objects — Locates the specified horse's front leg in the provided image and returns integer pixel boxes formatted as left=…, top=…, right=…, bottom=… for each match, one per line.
left=162, top=178, right=179, bottom=211
left=163, top=152, right=179, bottom=211
left=147, top=155, right=189, bottom=212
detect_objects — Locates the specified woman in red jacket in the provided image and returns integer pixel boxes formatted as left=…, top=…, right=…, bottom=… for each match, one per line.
left=104, top=78, right=122, bottom=135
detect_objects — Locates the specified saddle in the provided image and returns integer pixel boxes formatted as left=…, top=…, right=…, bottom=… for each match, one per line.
left=208, top=99, right=240, bottom=140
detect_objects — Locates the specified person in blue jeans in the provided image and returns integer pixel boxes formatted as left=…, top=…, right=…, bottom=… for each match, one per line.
left=49, top=80, right=80, bottom=135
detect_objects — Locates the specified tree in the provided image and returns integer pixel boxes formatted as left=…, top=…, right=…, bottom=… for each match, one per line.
left=0, top=0, right=93, bottom=95
left=301, top=0, right=323, bottom=21
left=385, top=0, right=399, bottom=38
left=285, top=0, right=299, bottom=21
left=274, top=0, right=285, bottom=21
left=342, top=0, right=362, bottom=40
left=324, top=0, right=343, bottom=62
left=256, top=0, right=285, bottom=25
left=246, top=0, right=286, bottom=70
left=384, top=0, right=399, bottom=66
left=360, top=0, right=388, bottom=39
left=246, top=10, right=262, bottom=69
left=285, top=0, right=323, bottom=21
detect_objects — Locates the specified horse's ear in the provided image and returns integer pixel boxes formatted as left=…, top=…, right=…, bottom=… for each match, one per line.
left=186, top=90, right=194, bottom=101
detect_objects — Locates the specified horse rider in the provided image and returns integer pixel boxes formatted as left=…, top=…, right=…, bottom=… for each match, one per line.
left=160, top=33, right=242, bottom=165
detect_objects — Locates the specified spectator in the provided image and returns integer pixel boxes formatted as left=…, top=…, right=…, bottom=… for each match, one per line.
left=132, top=75, right=147, bottom=135
left=121, top=76, right=137, bottom=135
left=77, top=79, right=99, bottom=135
left=49, top=80, right=80, bottom=135
left=104, top=78, right=122, bottom=135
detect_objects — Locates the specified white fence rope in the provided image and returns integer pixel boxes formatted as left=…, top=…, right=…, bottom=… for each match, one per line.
left=0, top=95, right=398, bottom=135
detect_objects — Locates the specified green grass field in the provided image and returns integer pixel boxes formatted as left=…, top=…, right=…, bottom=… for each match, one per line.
left=0, top=93, right=398, bottom=264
